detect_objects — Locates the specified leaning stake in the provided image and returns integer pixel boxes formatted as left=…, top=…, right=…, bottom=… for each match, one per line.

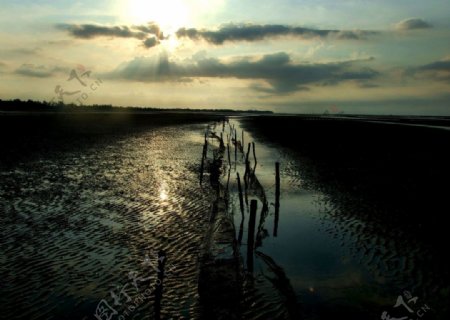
left=247, top=200, right=257, bottom=273
left=237, top=172, right=245, bottom=217
left=274, top=162, right=280, bottom=237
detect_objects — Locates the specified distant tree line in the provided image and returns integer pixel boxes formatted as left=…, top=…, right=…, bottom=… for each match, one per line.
left=0, top=99, right=273, bottom=114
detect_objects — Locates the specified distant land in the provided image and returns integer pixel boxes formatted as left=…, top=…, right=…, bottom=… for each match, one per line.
left=0, top=99, right=273, bottom=114
left=3, top=99, right=450, bottom=128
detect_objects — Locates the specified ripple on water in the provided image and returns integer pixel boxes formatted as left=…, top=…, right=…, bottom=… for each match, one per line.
left=0, top=124, right=214, bottom=319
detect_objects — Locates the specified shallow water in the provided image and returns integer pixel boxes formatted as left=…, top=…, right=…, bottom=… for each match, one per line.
left=0, top=124, right=214, bottom=320
left=1, top=117, right=447, bottom=320
left=223, top=118, right=446, bottom=320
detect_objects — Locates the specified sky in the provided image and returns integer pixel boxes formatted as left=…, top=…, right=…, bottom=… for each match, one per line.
left=0, top=0, right=449, bottom=114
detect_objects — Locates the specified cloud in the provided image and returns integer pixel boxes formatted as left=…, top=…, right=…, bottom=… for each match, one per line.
left=133, top=23, right=164, bottom=39
left=420, top=59, right=450, bottom=72
left=175, top=23, right=378, bottom=44
left=395, top=18, right=432, bottom=30
left=57, top=23, right=148, bottom=39
left=56, top=22, right=164, bottom=49
left=143, top=37, right=160, bottom=48
left=106, top=52, right=379, bottom=94
left=14, top=64, right=66, bottom=78
left=8, top=48, right=41, bottom=55
left=413, top=57, right=450, bottom=82
left=46, top=40, right=75, bottom=46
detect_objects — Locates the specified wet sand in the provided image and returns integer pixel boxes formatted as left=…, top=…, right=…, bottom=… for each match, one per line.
left=0, top=113, right=222, bottom=319
left=1, top=112, right=449, bottom=319
left=240, top=115, right=450, bottom=320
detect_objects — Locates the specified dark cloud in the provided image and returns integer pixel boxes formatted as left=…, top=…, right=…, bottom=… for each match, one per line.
left=250, top=82, right=310, bottom=95
left=14, top=64, right=66, bottom=78
left=143, top=37, right=160, bottom=48
left=106, top=52, right=379, bottom=94
left=395, top=18, right=432, bottom=30
left=56, top=22, right=164, bottom=49
left=176, top=23, right=378, bottom=44
left=420, top=59, right=450, bottom=72
left=56, top=23, right=148, bottom=39
left=413, top=58, right=450, bottom=82
left=133, top=23, right=164, bottom=39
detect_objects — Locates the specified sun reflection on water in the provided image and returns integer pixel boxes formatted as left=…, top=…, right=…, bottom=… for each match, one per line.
left=159, top=181, right=169, bottom=201
left=160, top=189, right=168, bottom=201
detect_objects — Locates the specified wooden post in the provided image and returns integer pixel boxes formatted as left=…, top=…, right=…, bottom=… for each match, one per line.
left=227, top=143, right=231, bottom=167
left=244, top=142, right=251, bottom=180
left=237, top=173, right=244, bottom=217
left=199, top=139, right=208, bottom=184
left=154, top=250, right=166, bottom=320
left=245, top=143, right=251, bottom=166
left=234, top=130, right=237, bottom=162
left=274, top=162, right=280, bottom=237
left=242, top=130, right=244, bottom=153
left=237, top=217, right=244, bottom=245
left=247, top=200, right=257, bottom=272
left=220, top=132, right=224, bottom=149
left=255, top=201, right=269, bottom=248
left=252, top=142, right=257, bottom=172
left=226, top=167, right=231, bottom=196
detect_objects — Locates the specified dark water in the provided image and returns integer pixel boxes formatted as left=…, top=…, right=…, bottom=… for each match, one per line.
left=229, top=117, right=449, bottom=320
left=1, top=114, right=449, bottom=320
left=0, top=123, right=214, bottom=319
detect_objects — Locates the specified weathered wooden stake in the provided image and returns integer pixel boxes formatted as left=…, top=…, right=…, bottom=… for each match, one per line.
left=234, top=131, right=237, bottom=162
left=252, top=142, right=257, bottom=172
left=226, top=167, right=231, bottom=197
left=274, top=162, right=280, bottom=237
left=227, top=143, right=231, bottom=167
left=220, top=132, right=224, bottom=149
left=244, top=142, right=251, bottom=181
left=237, top=173, right=245, bottom=217
left=247, top=200, right=257, bottom=272
left=237, top=218, right=244, bottom=245
left=245, top=142, right=251, bottom=166
left=199, top=139, right=208, bottom=184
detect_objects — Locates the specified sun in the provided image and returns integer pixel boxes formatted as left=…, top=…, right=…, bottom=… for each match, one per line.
left=126, top=0, right=190, bottom=32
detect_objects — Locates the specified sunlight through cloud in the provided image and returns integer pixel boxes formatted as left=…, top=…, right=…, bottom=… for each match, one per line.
left=125, top=0, right=190, bottom=32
